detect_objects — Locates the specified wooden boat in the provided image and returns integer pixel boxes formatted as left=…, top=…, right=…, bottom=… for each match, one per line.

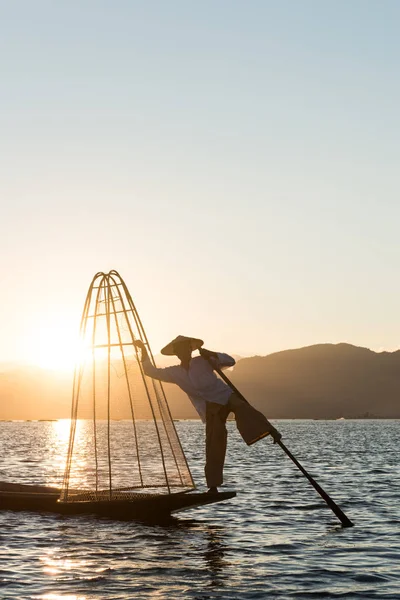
left=0, top=482, right=235, bottom=519
left=1, top=271, right=236, bottom=520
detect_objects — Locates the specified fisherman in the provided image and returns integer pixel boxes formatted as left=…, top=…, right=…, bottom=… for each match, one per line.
left=134, top=336, right=281, bottom=493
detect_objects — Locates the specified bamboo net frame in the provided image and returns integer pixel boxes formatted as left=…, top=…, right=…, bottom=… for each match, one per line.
left=60, top=271, right=195, bottom=503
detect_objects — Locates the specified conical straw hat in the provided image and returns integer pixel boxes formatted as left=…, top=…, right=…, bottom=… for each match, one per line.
left=161, top=335, right=204, bottom=356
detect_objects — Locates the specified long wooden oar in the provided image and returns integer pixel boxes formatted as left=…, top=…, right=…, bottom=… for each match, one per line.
left=207, top=358, right=353, bottom=528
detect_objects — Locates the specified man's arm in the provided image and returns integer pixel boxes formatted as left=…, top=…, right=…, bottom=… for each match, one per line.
left=134, top=340, right=176, bottom=383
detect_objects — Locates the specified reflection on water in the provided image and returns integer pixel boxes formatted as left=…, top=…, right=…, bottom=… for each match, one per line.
left=37, top=596, right=87, bottom=600
left=0, top=420, right=399, bottom=599
left=202, top=525, right=228, bottom=589
left=41, top=550, right=88, bottom=576
left=53, top=419, right=71, bottom=445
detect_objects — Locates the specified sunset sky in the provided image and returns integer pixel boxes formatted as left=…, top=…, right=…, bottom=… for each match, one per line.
left=2, top=1, right=400, bottom=370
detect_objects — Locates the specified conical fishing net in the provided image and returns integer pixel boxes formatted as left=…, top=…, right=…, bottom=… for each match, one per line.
left=60, top=271, right=195, bottom=502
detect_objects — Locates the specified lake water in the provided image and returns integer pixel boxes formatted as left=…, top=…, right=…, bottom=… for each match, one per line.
left=0, top=420, right=399, bottom=599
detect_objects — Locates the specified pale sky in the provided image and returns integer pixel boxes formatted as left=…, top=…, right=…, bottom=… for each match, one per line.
left=1, top=1, right=400, bottom=368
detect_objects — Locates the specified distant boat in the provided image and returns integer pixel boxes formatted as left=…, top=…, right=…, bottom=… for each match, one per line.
left=0, top=271, right=235, bottom=520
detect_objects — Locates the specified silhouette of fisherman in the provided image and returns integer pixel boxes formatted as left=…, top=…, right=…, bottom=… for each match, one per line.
left=134, top=335, right=281, bottom=493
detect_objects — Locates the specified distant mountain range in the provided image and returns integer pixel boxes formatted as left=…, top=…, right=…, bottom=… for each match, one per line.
left=0, top=344, right=399, bottom=419
left=229, top=343, right=400, bottom=419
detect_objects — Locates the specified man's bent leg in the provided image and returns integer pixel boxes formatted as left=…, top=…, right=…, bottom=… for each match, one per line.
left=229, top=393, right=277, bottom=445
left=205, top=402, right=230, bottom=488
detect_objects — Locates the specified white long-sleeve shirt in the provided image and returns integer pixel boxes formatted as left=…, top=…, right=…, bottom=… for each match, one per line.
left=142, top=353, right=235, bottom=422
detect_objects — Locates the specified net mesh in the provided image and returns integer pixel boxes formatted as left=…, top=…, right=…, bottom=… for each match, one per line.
left=60, top=271, right=195, bottom=503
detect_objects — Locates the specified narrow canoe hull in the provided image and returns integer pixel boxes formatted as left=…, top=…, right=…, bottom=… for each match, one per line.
left=0, top=482, right=236, bottom=520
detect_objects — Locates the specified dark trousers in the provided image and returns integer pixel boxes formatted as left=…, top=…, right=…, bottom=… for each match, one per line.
left=205, top=393, right=272, bottom=488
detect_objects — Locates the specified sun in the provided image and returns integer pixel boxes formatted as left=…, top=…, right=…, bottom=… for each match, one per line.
left=26, top=316, right=89, bottom=372
left=36, top=325, right=82, bottom=371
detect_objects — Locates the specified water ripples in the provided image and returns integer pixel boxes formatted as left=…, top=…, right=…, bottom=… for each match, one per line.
left=0, top=420, right=399, bottom=598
